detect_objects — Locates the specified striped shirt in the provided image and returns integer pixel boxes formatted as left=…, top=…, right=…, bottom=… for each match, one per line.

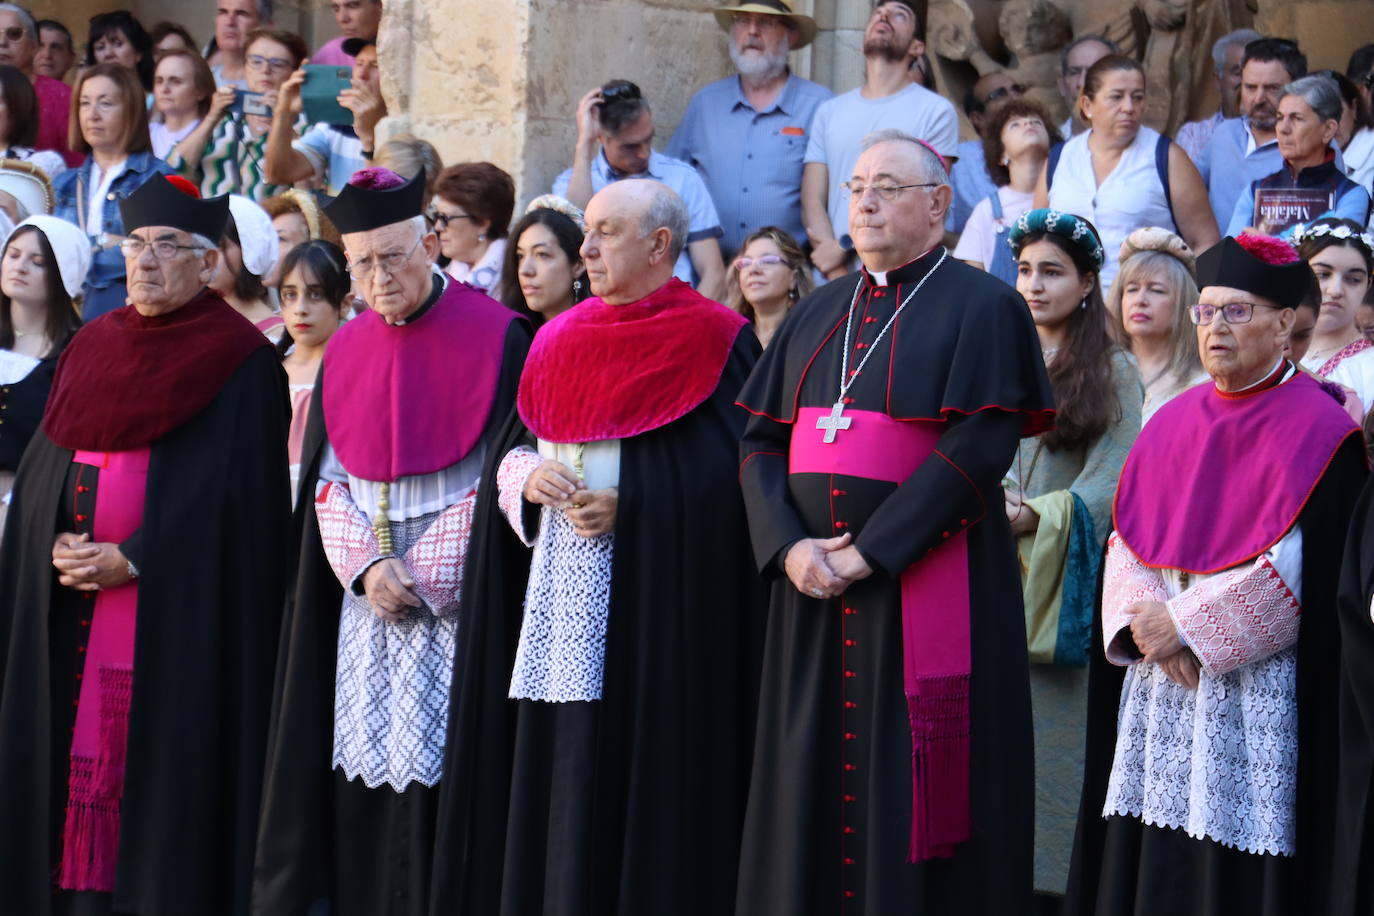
left=165, top=113, right=309, bottom=203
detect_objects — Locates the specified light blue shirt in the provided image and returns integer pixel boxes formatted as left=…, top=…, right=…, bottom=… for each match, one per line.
left=294, top=123, right=366, bottom=196
left=1198, top=117, right=1345, bottom=234
left=554, top=149, right=723, bottom=283
left=1225, top=173, right=1372, bottom=238
left=947, top=138, right=996, bottom=235
left=666, top=73, right=832, bottom=261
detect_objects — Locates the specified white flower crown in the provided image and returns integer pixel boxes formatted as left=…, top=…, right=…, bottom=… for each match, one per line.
left=1292, top=220, right=1374, bottom=254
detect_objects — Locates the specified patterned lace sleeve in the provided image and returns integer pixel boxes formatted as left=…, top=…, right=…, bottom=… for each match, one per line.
left=402, top=490, right=477, bottom=618
left=497, top=446, right=543, bottom=547
left=1101, top=532, right=1170, bottom=665
left=1166, top=554, right=1300, bottom=678
left=315, top=480, right=383, bottom=592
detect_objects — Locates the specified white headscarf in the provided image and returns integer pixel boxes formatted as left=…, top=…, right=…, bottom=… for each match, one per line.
left=227, top=195, right=280, bottom=279
left=7, top=215, right=92, bottom=299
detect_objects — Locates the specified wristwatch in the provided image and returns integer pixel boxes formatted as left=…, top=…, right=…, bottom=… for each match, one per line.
left=126, top=558, right=139, bottom=580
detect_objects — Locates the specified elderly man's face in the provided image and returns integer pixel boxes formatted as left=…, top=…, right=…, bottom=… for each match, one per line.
left=730, top=12, right=794, bottom=78
left=0, top=12, right=34, bottom=71
left=1196, top=284, right=1294, bottom=390
left=847, top=140, right=950, bottom=271
left=580, top=187, right=664, bottom=305
left=343, top=221, right=439, bottom=324
left=125, top=227, right=219, bottom=317
left=1240, top=58, right=1289, bottom=133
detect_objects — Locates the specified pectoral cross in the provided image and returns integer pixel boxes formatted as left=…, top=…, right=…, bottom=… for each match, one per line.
left=816, top=400, right=851, bottom=444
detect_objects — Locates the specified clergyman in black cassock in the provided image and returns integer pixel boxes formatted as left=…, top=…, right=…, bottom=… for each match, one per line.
left=735, top=133, right=1053, bottom=914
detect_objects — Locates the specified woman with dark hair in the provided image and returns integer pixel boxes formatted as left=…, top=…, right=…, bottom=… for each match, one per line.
left=0, top=65, right=64, bottom=179
left=149, top=20, right=197, bottom=56
left=433, top=161, right=516, bottom=297
left=0, top=216, right=86, bottom=533
left=955, top=97, right=1058, bottom=285
left=150, top=49, right=214, bottom=159
left=52, top=63, right=173, bottom=319
left=724, top=225, right=812, bottom=348
left=499, top=195, right=587, bottom=327
left=84, top=11, right=156, bottom=94
left=1006, top=208, right=1142, bottom=906
left=1296, top=216, right=1374, bottom=414
left=1038, top=54, right=1218, bottom=293
left=1332, top=71, right=1374, bottom=191
left=209, top=194, right=282, bottom=339
left=278, top=239, right=348, bottom=499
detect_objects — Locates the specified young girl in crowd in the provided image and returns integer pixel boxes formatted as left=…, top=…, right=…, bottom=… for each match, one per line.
left=277, top=239, right=349, bottom=500
left=1006, top=208, right=1143, bottom=905
left=1105, top=227, right=1205, bottom=424
left=499, top=195, right=588, bottom=327
left=724, top=226, right=812, bottom=349
left=1296, top=217, right=1374, bottom=414
left=211, top=195, right=283, bottom=339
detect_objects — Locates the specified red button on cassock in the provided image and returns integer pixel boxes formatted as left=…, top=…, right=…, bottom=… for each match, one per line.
left=844, top=670, right=856, bottom=678
left=844, top=700, right=857, bottom=709
left=844, top=639, right=856, bottom=647
left=844, top=891, right=856, bottom=899
left=844, top=763, right=857, bottom=771
left=835, top=521, right=848, bottom=529
left=75, top=514, right=87, bottom=522
left=79, top=620, right=89, bottom=627
left=844, top=732, right=856, bottom=740
left=843, top=607, right=856, bottom=616
left=844, top=794, right=856, bottom=802
left=843, top=857, right=856, bottom=866
left=843, top=826, right=855, bottom=835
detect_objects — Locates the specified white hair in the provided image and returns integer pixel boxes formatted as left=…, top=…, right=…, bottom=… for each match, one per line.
left=641, top=185, right=690, bottom=262
left=1212, top=28, right=1263, bottom=74
left=859, top=129, right=950, bottom=186
left=190, top=232, right=217, bottom=251
left=0, top=4, right=35, bottom=41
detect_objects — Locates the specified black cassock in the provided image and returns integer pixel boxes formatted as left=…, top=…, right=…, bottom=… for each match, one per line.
left=735, top=248, right=1054, bottom=915
left=0, top=344, right=290, bottom=916
left=428, top=326, right=766, bottom=916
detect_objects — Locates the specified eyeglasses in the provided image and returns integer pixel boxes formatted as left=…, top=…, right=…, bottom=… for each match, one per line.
left=1188, top=300, right=1283, bottom=325
left=431, top=211, right=474, bottom=229
left=347, top=233, right=423, bottom=279
left=120, top=238, right=205, bottom=259
left=733, top=254, right=787, bottom=271
left=983, top=83, right=1026, bottom=105
left=842, top=181, right=941, bottom=202
left=245, top=54, right=294, bottom=74
left=0, top=27, right=24, bottom=43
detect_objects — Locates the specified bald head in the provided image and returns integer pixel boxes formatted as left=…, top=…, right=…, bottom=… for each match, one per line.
left=580, top=180, right=687, bottom=304
left=848, top=134, right=952, bottom=271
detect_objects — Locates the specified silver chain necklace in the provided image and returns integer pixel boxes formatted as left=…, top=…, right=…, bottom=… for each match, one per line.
left=815, top=249, right=948, bottom=443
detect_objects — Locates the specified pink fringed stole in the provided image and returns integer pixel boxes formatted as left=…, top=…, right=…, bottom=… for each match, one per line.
left=58, top=449, right=148, bottom=893
left=789, top=409, right=972, bottom=862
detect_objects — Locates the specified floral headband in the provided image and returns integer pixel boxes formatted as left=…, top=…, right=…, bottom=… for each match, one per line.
left=1292, top=219, right=1374, bottom=255
left=526, top=194, right=587, bottom=233
left=1007, top=208, right=1105, bottom=268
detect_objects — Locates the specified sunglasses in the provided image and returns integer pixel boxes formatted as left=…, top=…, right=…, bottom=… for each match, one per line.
left=0, top=27, right=24, bottom=43
left=984, top=83, right=1026, bottom=105
left=600, top=82, right=641, bottom=106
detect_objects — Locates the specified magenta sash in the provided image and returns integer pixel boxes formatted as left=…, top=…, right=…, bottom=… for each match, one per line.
left=791, top=408, right=972, bottom=862
left=60, top=449, right=149, bottom=892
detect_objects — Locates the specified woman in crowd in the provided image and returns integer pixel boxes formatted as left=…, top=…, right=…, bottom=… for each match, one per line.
left=149, top=21, right=197, bottom=56
left=84, top=11, right=155, bottom=95
left=150, top=49, right=213, bottom=160
left=499, top=195, right=588, bottom=328
left=955, top=98, right=1058, bottom=286
left=1334, top=71, right=1374, bottom=190
left=0, top=67, right=65, bottom=180
left=724, top=226, right=811, bottom=349
left=0, top=216, right=85, bottom=533
left=1227, top=75, right=1372, bottom=236
left=1105, top=226, right=1204, bottom=423
left=261, top=189, right=341, bottom=291
left=1038, top=55, right=1218, bottom=293
left=53, top=63, right=172, bottom=319
left=210, top=195, right=283, bottom=339
left=432, top=161, right=515, bottom=297
left=1006, top=208, right=1143, bottom=909
left=374, top=135, right=444, bottom=213
left=276, top=239, right=348, bottom=500
left=167, top=28, right=308, bottom=201
left=1296, top=217, right=1374, bottom=412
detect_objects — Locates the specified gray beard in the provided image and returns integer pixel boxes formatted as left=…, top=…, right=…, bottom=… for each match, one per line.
left=731, top=44, right=789, bottom=82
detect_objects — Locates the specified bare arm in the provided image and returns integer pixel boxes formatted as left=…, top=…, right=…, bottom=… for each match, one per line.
left=563, top=87, right=602, bottom=210
left=1167, top=143, right=1220, bottom=253
left=1032, top=159, right=1049, bottom=209
left=169, top=85, right=236, bottom=172
left=689, top=236, right=725, bottom=301
left=802, top=161, right=847, bottom=279
left=263, top=68, right=318, bottom=186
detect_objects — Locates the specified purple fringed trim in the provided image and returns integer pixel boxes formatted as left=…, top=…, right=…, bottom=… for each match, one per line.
left=1319, top=379, right=1349, bottom=405
left=58, top=758, right=120, bottom=892
left=348, top=166, right=406, bottom=190
left=95, top=667, right=132, bottom=798
left=906, top=673, right=972, bottom=862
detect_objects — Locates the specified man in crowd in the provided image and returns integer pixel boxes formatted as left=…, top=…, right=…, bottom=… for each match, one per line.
left=311, top=0, right=381, bottom=66
left=666, top=0, right=831, bottom=262
left=430, top=178, right=762, bottom=914
left=1069, top=233, right=1365, bottom=913
left=1197, top=38, right=1311, bottom=232
left=265, top=36, right=380, bottom=195
left=254, top=168, right=528, bottom=916
left=0, top=175, right=291, bottom=913
left=948, top=69, right=1025, bottom=234
left=1056, top=34, right=1118, bottom=137
left=207, top=0, right=271, bottom=89
left=555, top=79, right=726, bottom=298
left=34, top=18, right=74, bottom=82
left=1176, top=28, right=1264, bottom=163
left=801, top=1, right=958, bottom=280
left=737, top=129, right=1053, bottom=913
left=0, top=4, right=75, bottom=166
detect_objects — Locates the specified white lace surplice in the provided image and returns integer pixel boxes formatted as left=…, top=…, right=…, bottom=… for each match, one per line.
left=496, top=441, right=620, bottom=703
left=1100, top=527, right=1304, bottom=856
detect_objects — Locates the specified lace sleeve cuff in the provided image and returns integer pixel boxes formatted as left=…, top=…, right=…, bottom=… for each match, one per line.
left=497, top=446, right=543, bottom=547
left=403, top=489, right=477, bottom=618
left=1101, top=532, right=1169, bottom=665
left=1167, top=555, right=1300, bottom=677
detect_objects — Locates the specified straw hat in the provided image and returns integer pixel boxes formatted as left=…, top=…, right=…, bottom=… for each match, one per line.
left=0, top=160, right=54, bottom=219
left=713, top=0, right=818, bottom=50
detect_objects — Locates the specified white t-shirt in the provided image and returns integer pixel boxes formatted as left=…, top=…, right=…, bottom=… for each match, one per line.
left=149, top=119, right=202, bottom=160
left=952, top=186, right=1034, bottom=268
left=804, top=83, right=959, bottom=243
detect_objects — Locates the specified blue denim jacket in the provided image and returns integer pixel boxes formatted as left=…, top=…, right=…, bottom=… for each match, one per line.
left=53, top=151, right=174, bottom=319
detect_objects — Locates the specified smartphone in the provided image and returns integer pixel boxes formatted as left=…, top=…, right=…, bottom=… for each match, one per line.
left=301, top=65, right=354, bottom=126
left=229, top=89, right=273, bottom=118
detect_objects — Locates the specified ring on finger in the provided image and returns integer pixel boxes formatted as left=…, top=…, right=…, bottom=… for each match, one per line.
left=810, top=587, right=825, bottom=598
